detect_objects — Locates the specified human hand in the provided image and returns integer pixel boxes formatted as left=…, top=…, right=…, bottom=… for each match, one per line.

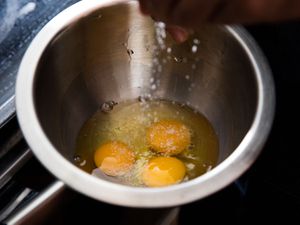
left=139, top=0, right=300, bottom=42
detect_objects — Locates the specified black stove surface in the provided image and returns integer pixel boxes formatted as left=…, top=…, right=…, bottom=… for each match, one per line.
left=0, top=0, right=79, bottom=125
left=1, top=1, right=300, bottom=224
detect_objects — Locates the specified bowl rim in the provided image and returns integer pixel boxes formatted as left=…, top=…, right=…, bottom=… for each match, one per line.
left=16, top=0, right=275, bottom=207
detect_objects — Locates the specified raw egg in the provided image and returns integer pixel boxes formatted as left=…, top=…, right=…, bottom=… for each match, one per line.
left=94, top=141, right=135, bottom=176
left=75, top=99, right=219, bottom=186
left=147, top=120, right=191, bottom=155
left=142, top=157, right=186, bottom=187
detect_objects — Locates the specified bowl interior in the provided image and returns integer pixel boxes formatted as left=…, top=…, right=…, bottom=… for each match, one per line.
left=34, top=2, right=258, bottom=178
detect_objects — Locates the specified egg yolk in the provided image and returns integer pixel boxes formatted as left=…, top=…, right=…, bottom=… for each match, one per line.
left=142, top=157, right=186, bottom=187
left=147, top=120, right=191, bottom=155
left=94, top=141, right=135, bottom=176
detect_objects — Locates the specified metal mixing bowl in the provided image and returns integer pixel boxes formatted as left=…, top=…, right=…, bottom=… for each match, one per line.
left=16, top=0, right=275, bottom=207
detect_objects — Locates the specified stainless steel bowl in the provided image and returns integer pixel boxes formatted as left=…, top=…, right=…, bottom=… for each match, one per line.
left=16, top=0, right=275, bottom=207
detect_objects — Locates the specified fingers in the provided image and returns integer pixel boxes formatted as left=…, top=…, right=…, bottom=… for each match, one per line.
left=139, top=0, right=228, bottom=28
left=139, top=0, right=300, bottom=43
left=209, top=0, right=300, bottom=24
left=139, top=0, right=189, bottom=43
left=166, top=25, right=189, bottom=43
left=138, top=0, right=232, bottom=42
left=150, top=0, right=174, bottom=22
left=140, top=0, right=300, bottom=26
left=170, top=0, right=221, bottom=27
left=209, top=0, right=268, bottom=24
left=141, top=0, right=179, bottom=23
left=241, top=0, right=300, bottom=23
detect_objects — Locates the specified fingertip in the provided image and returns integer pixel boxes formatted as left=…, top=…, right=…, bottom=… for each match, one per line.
left=166, top=26, right=189, bottom=43
left=175, top=30, right=189, bottom=43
